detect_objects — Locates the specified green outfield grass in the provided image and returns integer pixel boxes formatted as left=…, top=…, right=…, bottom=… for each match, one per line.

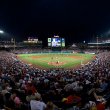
left=17, top=53, right=95, bottom=69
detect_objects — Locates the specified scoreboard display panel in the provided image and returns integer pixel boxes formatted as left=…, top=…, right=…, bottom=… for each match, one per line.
left=61, top=38, right=65, bottom=47
left=48, top=37, right=65, bottom=47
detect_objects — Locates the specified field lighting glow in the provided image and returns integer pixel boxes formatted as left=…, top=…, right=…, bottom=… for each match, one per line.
left=0, top=30, right=4, bottom=34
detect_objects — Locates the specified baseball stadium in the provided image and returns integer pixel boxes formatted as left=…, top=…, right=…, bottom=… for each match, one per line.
left=1, top=1, right=110, bottom=110
left=0, top=36, right=110, bottom=110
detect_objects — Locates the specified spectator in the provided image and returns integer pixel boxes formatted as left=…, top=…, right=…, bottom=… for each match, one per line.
left=30, top=93, right=46, bottom=110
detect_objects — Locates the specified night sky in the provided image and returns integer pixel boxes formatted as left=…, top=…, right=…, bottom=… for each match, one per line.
left=0, top=0, right=110, bottom=45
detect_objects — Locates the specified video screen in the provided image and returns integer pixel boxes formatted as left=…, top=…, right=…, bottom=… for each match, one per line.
left=52, top=38, right=61, bottom=47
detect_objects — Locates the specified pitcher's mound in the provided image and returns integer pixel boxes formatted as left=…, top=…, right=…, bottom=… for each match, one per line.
left=48, top=61, right=66, bottom=66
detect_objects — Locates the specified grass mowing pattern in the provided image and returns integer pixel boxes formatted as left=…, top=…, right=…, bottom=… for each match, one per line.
left=17, top=53, right=95, bottom=69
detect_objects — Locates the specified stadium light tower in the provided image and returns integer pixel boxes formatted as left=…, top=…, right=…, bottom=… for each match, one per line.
left=11, top=38, right=16, bottom=52
left=96, top=36, right=99, bottom=54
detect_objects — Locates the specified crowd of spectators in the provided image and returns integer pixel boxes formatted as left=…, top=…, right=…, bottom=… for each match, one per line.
left=0, top=51, right=110, bottom=110
left=11, top=48, right=52, bottom=54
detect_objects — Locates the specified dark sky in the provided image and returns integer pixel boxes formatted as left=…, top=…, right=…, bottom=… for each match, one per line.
left=0, top=0, right=110, bottom=45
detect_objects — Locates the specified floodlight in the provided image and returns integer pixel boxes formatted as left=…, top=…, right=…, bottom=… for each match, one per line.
left=0, top=30, right=4, bottom=34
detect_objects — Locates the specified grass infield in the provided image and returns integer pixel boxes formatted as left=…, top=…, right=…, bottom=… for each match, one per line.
left=17, top=53, right=95, bottom=69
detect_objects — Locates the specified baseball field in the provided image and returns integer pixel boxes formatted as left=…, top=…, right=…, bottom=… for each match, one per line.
left=17, top=53, right=95, bottom=69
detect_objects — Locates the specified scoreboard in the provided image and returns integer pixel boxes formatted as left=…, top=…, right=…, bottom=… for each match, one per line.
left=48, top=37, right=65, bottom=47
